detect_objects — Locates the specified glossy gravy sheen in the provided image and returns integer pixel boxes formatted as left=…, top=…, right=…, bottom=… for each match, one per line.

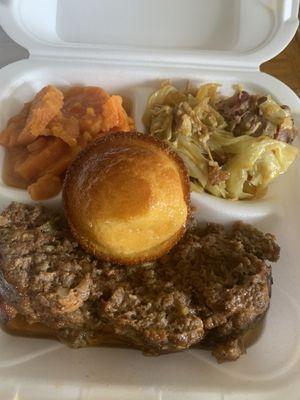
left=2, top=315, right=265, bottom=351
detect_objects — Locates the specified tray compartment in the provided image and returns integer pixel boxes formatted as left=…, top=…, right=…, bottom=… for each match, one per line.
left=0, top=58, right=299, bottom=399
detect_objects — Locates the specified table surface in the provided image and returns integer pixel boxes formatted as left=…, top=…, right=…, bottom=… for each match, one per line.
left=261, top=28, right=300, bottom=97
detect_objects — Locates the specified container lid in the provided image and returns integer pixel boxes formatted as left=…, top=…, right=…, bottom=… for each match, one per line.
left=0, top=0, right=299, bottom=69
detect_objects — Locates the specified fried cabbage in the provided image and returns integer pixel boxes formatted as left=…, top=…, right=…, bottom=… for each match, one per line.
left=143, top=82, right=298, bottom=200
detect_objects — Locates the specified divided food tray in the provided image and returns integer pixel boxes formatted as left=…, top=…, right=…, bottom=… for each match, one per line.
left=0, top=0, right=300, bottom=398
left=0, top=59, right=299, bottom=400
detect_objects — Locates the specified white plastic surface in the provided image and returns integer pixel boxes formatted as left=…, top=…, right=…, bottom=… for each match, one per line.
left=0, top=57, right=299, bottom=399
left=0, top=0, right=300, bottom=399
left=0, top=0, right=299, bottom=68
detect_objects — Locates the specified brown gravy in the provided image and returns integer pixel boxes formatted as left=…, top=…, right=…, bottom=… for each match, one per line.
left=3, top=315, right=55, bottom=339
left=2, top=316, right=135, bottom=349
left=242, top=318, right=266, bottom=348
left=2, top=315, right=265, bottom=349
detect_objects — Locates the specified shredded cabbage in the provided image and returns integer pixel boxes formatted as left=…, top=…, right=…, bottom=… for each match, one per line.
left=143, top=82, right=298, bottom=200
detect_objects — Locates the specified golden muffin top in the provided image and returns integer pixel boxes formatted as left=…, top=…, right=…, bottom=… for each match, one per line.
left=63, top=131, right=190, bottom=265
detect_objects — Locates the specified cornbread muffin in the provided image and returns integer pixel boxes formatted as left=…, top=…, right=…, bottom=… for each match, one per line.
left=63, top=132, right=190, bottom=264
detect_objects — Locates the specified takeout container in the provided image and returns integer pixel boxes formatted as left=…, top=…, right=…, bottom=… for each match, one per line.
left=0, top=1, right=299, bottom=399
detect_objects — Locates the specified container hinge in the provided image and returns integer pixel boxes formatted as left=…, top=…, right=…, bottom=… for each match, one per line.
left=28, top=52, right=260, bottom=72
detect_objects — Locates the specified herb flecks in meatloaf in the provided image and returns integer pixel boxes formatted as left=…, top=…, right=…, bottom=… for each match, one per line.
left=0, top=202, right=280, bottom=362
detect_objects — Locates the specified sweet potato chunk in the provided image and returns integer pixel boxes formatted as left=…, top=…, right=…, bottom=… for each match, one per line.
left=115, top=99, right=132, bottom=131
left=28, top=174, right=62, bottom=201
left=115, top=98, right=131, bottom=131
left=0, top=103, right=31, bottom=148
left=127, top=116, right=135, bottom=131
left=102, top=95, right=133, bottom=132
left=15, top=137, right=68, bottom=181
left=44, top=147, right=79, bottom=176
left=63, top=86, right=109, bottom=135
left=27, top=137, right=49, bottom=153
left=101, top=96, right=120, bottom=131
left=17, top=86, right=64, bottom=145
left=47, top=116, right=80, bottom=147
left=63, top=86, right=109, bottom=118
left=2, top=147, right=30, bottom=189
left=0, top=84, right=135, bottom=200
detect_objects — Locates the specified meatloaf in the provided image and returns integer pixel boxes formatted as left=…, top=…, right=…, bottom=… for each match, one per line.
left=0, top=202, right=280, bottom=361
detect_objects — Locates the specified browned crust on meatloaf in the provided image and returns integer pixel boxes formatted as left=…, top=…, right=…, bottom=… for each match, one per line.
left=0, top=202, right=279, bottom=361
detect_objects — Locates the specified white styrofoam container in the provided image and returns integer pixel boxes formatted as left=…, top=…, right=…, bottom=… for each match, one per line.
left=0, top=1, right=299, bottom=399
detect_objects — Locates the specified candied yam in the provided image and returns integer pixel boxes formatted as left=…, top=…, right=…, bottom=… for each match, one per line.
left=0, top=103, right=31, bottom=148
left=0, top=85, right=136, bottom=200
left=127, top=116, right=135, bottom=131
left=28, top=174, right=62, bottom=201
left=63, top=86, right=109, bottom=118
left=47, top=115, right=80, bottom=147
left=0, top=129, right=13, bottom=147
left=63, top=86, right=109, bottom=134
left=77, top=131, right=93, bottom=149
left=44, top=146, right=80, bottom=176
left=2, top=147, right=30, bottom=189
left=101, top=95, right=134, bottom=133
left=27, top=136, right=49, bottom=153
left=15, top=137, right=68, bottom=181
left=115, top=101, right=131, bottom=131
left=101, top=96, right=121, bottom=131
left=58, top=116, right=79, bottom=145
left=17, top=85, right=64, bottom=145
